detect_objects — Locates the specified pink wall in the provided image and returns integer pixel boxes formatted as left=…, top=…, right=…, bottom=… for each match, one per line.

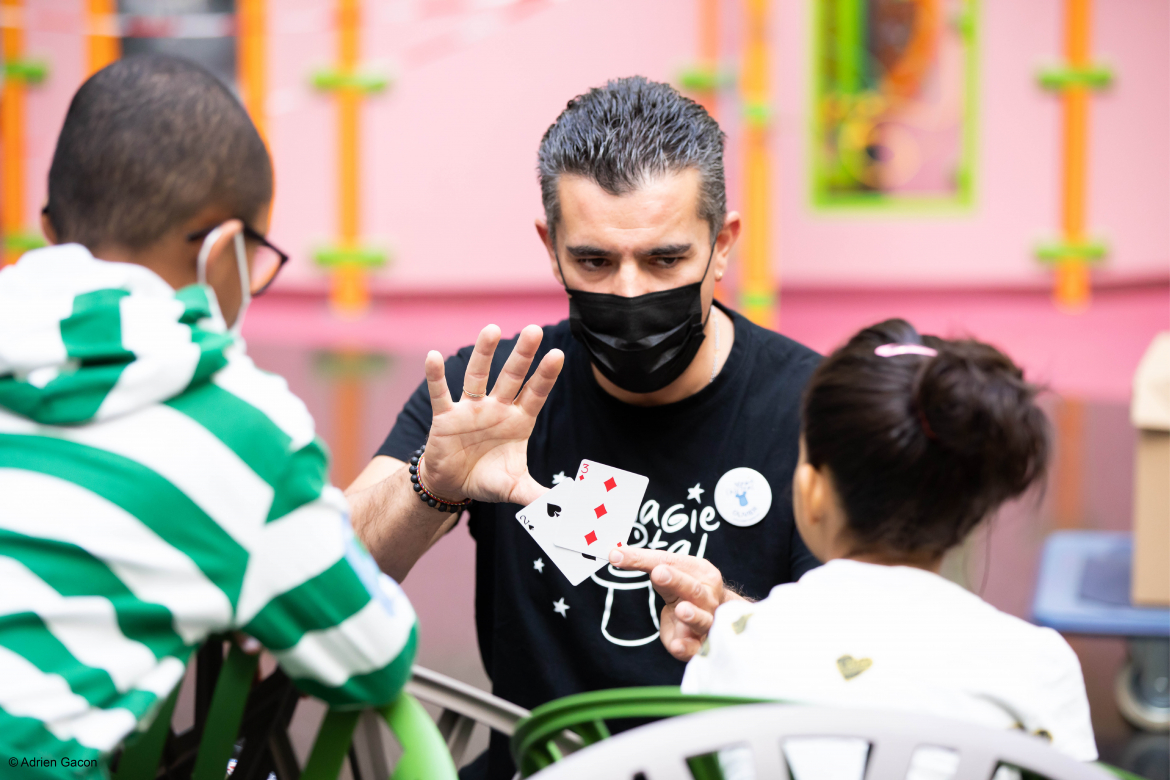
left=9, top=0, right=1169, bottom=292
left=266, top=0, right=696, bottom=294
left=771, top=0, right=1170, bottom=289
left=20, top=1, right=85, bottom=240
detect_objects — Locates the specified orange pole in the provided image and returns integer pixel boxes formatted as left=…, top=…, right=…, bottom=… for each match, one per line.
left=332, top=0, right=368, bottom=314
left=333, top=371, right=363, bottom=488
left=237, top=0, right=267, bottom=143
left=339, top=0, right=358, bottom=245
left=696, top=0, right=719, bottom=117
left=697, top=0, right=730, bottom=302
left=87, top=0, right=120, bottom=76
left=740, top=0, right=774, bottom=328
left=1055, top=0, right=1091, bottom=310
left=1052, top=397, right=1085, bottom=529
left=1, top=0, right=27, bottom=267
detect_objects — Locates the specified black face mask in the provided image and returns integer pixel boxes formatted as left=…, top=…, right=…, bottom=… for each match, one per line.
left=559, top=244, right=715, bottom=394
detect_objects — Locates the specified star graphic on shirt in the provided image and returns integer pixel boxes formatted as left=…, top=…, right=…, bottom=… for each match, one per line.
left=552, top=471, right=568, bottom=486
left=687, top=482, right=705, bottom=502
left=552, top=598, right=570, bottom=617
left=533, top=558, right=545, bottom=573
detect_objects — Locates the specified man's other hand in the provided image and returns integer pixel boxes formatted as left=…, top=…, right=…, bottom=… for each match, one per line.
left=608, top=547, right=746, bottom=662
left=422, top=324, right=564, bottom=508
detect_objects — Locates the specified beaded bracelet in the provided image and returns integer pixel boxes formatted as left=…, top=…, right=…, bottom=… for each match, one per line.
left=408, top=445, right=472, bottom=514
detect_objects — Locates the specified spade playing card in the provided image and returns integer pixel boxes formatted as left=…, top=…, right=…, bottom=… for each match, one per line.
left=515, top=480, right=608, bottom=586
left=552, top=460, right=649, bottom=556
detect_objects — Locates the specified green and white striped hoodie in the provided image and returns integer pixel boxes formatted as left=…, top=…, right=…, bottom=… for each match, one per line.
left=0, top=244, right=418, bottom=779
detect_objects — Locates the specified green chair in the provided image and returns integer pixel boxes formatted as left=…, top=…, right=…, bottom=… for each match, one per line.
left=112, top=641, right=457, bottom=780
left=510, top=686, right=766, bottom=778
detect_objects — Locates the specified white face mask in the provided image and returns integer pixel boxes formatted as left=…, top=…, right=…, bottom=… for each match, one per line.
left=196, top=225, right=250, bottom=337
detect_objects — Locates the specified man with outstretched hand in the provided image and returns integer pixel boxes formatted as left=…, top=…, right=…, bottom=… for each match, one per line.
left=347, top=76, right=820, bottom=779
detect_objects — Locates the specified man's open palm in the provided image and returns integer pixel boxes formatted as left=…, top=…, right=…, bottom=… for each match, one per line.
left=420, top=324, right=564, bottom=507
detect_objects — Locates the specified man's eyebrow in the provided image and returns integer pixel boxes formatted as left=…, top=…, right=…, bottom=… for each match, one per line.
left=565, top=244, right=619, bottom=258
left=564, top=243, right=694, bottom=258
left=642, top=244, right=693, bottom=258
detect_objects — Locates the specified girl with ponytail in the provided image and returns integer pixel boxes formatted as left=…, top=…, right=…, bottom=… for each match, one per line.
left=621, top=319, right=1097, bottom=763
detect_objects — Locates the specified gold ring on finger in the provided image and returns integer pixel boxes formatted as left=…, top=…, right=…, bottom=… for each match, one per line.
left=463, top=389, right=486, bottom=399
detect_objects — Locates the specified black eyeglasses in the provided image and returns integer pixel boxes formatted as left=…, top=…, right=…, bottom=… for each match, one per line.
left=187, top=223, right=290, bottom=297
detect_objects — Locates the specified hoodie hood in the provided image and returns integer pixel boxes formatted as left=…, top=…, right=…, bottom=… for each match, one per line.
left=0, top=243, right=235, bottom=425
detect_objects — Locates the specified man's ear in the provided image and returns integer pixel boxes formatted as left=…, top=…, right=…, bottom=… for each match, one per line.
left=535, top=218, right=564, bottom=286
left=41, top=210, right=58, bottom=246
left=713, top=211, right=741, bottom=282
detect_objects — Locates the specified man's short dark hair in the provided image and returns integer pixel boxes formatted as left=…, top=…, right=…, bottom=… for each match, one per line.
left=537, top=76, right=727, bottom=244
left=47, top=54, right=272, bottom=250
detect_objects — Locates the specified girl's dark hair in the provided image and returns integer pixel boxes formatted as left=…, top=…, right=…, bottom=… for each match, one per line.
left=802, top=319, right=1049, bottom=559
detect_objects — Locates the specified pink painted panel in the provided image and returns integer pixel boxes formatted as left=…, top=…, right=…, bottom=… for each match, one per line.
left=241, top=283, right=1170, bottom=403
left=772, top=0, right=1169, bottom=288
left=272, top=0, right=695, bottom=293
left=11, top=0, right=1169, bottom=291
left=19, top=0, right=85, bottom=233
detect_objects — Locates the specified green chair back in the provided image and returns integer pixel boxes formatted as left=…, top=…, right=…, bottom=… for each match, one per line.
left=113, top=642, right=259, bottom=780
left=510, top=686, right=765, bottom=778
left=302, top=694, right=456, bottom=780
left=113, top=643, right=456, bottom=780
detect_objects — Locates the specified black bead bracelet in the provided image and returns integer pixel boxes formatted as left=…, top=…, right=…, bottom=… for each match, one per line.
left=408, top=445, right=471, bottom=514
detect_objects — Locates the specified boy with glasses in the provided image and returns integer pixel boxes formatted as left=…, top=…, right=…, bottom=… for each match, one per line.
left=0, top=55, right=415, bottom=779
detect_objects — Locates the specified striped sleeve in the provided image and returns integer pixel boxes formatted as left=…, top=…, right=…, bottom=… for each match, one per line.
left=238, top=487, right=418, bottom=709
left=197, top=353, right=418, bottom=708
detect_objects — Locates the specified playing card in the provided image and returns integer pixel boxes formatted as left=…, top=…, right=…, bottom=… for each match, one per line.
left=552, top=460, right=649, bottom=556
left=515, top=480, right=608, bottom=586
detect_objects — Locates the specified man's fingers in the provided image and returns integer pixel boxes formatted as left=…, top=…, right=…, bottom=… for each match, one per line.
left=463, top=325, right=501, bottom=398
left=490, top=325, right=543, bottom=402
left=611, top=546, right=719, bottom=582
left=649, top=565, right=718, bottom=611
left=672, top=600, right=714, bottom=637
left=515, top=349, right=564, bottom=418
left=608, top=546, right=677, bottom=573
left=425, top=351, right=454, bottom=415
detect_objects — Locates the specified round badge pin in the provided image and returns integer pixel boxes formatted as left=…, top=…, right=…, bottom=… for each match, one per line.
left=714, top=467, right=772, bottom=527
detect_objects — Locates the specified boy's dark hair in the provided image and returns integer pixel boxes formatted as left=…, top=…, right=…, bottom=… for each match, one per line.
left=803, top=319, right=1049, bottom=559
left=537, top=76, right=726, bottom=244
left=46, top=54, right=272, bottom=251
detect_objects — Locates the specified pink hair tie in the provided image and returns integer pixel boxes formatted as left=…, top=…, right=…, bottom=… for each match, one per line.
left=875, top=343, right=938, bottom=358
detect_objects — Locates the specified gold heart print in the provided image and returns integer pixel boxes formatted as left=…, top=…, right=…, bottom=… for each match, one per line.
left=836, top=655, right=872, bottom=681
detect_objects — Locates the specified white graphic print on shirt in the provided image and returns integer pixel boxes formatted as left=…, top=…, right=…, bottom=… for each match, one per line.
left=583, top=474, right=760, bottom=646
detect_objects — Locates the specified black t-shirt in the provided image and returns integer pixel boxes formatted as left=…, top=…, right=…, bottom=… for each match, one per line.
left=377, top=302, right=821, bottom=778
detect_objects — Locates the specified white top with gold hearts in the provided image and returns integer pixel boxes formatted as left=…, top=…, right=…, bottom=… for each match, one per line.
left=682, top=558, right=1097, bottom=771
